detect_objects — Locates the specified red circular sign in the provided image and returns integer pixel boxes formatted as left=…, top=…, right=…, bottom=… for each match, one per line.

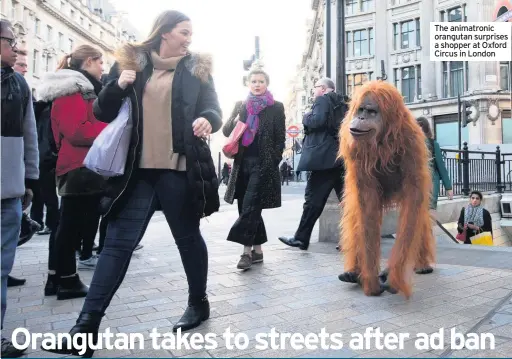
left=287, top=125, right=300, bottom=138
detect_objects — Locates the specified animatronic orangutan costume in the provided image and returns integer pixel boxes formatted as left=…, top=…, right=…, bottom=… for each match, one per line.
left=337, top=81, right=434, bottom=298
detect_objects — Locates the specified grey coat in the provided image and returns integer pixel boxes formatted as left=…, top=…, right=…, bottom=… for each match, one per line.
left=223, top=100, right=286, bottom=209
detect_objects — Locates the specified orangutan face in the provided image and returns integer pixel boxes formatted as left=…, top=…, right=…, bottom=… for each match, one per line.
left=349, top=95, right=382, bottom=140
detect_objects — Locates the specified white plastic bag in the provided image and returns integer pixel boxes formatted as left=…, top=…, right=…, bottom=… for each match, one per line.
left=84, top=98, right=132, bottom=177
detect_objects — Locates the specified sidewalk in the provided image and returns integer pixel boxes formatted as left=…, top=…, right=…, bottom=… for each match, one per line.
left=4, top=187, right=512, bottom=358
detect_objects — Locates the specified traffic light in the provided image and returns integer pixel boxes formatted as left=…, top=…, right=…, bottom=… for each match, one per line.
left=243, top=55, right=255, bottom=71
left=462, top=101, right=473, bottom=127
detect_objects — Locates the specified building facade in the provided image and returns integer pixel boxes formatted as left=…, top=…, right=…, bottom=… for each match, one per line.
left=1, top=0, right=138, bottom=97
left=288, top=0, right=511, bottom=161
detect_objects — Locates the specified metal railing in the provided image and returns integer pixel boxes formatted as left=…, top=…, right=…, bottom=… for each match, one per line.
left=439, top=142, right=507, bottom=197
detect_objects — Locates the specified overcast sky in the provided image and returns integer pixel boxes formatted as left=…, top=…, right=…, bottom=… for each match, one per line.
left=110, top=0, right=313, bottom=154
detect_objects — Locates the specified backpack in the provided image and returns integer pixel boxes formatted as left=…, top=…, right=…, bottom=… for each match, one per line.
left=34, top=101, right=58, bottom=170
left=326, top=93, right=349, bottom=140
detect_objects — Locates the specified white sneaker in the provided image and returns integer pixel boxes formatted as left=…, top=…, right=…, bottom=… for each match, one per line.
left=77, top=255, right=98, bottom=270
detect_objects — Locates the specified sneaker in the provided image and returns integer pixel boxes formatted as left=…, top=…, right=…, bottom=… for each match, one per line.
left=251, top=250, right=263, bottom=263
left=237, top=254, right=252, bottom=270
left=37, top=226, right=52, bottom=235
left=1, top=338, right=25, bottom=358
left=77, top=255, right=98, bottom=270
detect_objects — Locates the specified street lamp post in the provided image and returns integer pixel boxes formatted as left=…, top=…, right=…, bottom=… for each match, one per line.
left=336, top=0, right=345, bottom=97
left=326, top=0, right=331, bottom=77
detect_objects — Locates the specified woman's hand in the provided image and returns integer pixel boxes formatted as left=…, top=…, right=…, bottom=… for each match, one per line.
left=193, top=117, right=212, bottom=138
left=117, top=70, right=136, bottom=90
left=447, top=190, right=454, bottom=200
left=467, top=224, right=479, bottom=230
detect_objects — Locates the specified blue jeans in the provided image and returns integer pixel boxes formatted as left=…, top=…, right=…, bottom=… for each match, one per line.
left=1, top=198, right=22, bottom=329
left=81, top=169, right=208, bottom=314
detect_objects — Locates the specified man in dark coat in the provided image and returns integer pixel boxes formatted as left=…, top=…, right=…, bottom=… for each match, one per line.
left=279, top=77, right=347, bottom=250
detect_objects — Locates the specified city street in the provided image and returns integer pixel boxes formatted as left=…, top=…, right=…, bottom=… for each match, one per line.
left=4, top=183, right=512, bottom=358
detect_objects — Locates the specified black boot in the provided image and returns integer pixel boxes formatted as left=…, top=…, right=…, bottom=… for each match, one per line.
left=57, top=274, right=88, bottom=300
left=44, top=274, right=58, bottom=296
left=42, top=312, right=102, bottom=357
left=173, top=296, right=210, bottom=333
left=7, top=275, right=26, bottom=287
left=278, top=236, right=309, bottom=250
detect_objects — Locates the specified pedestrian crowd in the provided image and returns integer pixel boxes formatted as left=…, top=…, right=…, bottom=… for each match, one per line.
left=1, top=9, right=476, bottom=358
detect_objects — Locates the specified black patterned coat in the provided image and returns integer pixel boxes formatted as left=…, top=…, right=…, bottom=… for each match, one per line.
left=223, top=100, right=286, bottom=209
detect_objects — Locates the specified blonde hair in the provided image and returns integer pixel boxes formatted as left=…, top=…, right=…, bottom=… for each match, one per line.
left=57, top=44, right=102, bottom=70
left=247, top=60, right=270, bottom=85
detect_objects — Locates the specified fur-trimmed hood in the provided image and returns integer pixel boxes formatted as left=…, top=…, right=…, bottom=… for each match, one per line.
left=37, top=69, right=94, bottom=102
left=115, top=44, right=213, bottom=83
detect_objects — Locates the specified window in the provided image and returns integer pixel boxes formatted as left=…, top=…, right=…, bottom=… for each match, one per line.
left=346, top=72, right=373, bottom=95
left=393, top=23, right=398, bottom=50
left=32, top=49, right=39, bottom=75
left=415, top=18, right=421, bottom=47
left=393, top=18, right=420, bottom=50
left=434, top=115, right=469, bottom=147
left=443, top=61, right=469, bottom=97
left=60, top=1, right=65, bottom=10
left=502, top=112, right=512, bottom=144
left=401, top=66, right=415, bottom=103
left=346, top=28, right=374, bottom=57
left=69, top=38, right=74, bottom=52
left=353, top=30, right=367, bottom=56
left=45, top=55, right=52, bottom=72
left=500, top=62, right=510, bottom=91
left=361, top=0, right=374, bottom=12
left=441, top=5, right=467, bottom=22
left=100, top=31, right=103, bottom=40
left=46, top=25, right=52, bottom=41
left=369, top=28, right=374, bottom=56
left=448, top=6, right=463, bottom=22
left=35, top=18, right=40, bottom=35
left=346, top=32, right=353, bottom=57
left=58, top=32, right=64, bottom=51
left=88, top=23, right=92, bottom=31
left=394, top=65, right=422, bottom=103
left=70, top=9, right=75, bottom=19
left=441, top=6, right=468, bottom=98
left=346, top=0, right=357, bottom=15
left=80, top=17, right=84, bottom=26
left=11, top=1, right=16, bottom=19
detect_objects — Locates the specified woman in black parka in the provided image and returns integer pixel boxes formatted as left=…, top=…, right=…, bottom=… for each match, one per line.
left=223, top=66, right=286, bottom=270
left=45, top=10, right=222, bottom=357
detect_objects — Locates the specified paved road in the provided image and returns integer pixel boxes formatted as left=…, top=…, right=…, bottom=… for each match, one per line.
left=4, top=182, right=512, bottom=358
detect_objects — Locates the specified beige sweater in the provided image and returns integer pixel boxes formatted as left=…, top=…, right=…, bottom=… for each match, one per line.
left=139, top=51, right=186, bottom=170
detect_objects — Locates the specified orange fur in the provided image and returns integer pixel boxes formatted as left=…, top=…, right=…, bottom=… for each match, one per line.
left=338, top=81, right=433, bottom=298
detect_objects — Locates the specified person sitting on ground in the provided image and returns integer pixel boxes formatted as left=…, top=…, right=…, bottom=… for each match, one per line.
left=457, top=191, right=492, bottom=245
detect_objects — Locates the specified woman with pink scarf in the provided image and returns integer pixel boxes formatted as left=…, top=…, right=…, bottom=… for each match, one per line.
left=223, top=66, right=286, bottom=270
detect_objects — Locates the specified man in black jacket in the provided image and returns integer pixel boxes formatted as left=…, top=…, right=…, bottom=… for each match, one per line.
left=279, top=78, right=346, bottom=250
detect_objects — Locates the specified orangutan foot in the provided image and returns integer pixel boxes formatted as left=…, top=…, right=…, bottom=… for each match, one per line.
left=377, top=268, right=398, bottom=295
left=415, top=266, right=434, bottom=275
left=338, top=271, right=360, bottom=283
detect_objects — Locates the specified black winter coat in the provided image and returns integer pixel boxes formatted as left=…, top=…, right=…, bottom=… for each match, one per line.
left=93, top=48, right=222, bottom=218
left=223, top=100, right=286, bottom=209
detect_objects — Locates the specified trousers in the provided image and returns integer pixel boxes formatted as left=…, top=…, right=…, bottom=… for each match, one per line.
left=81, top=169, right=208, bottom=314
left=295, top=167, right=344, bottom=244
left=1, top=198, right=22, bottom=329
left=227, top=157, right=267, bottom=246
